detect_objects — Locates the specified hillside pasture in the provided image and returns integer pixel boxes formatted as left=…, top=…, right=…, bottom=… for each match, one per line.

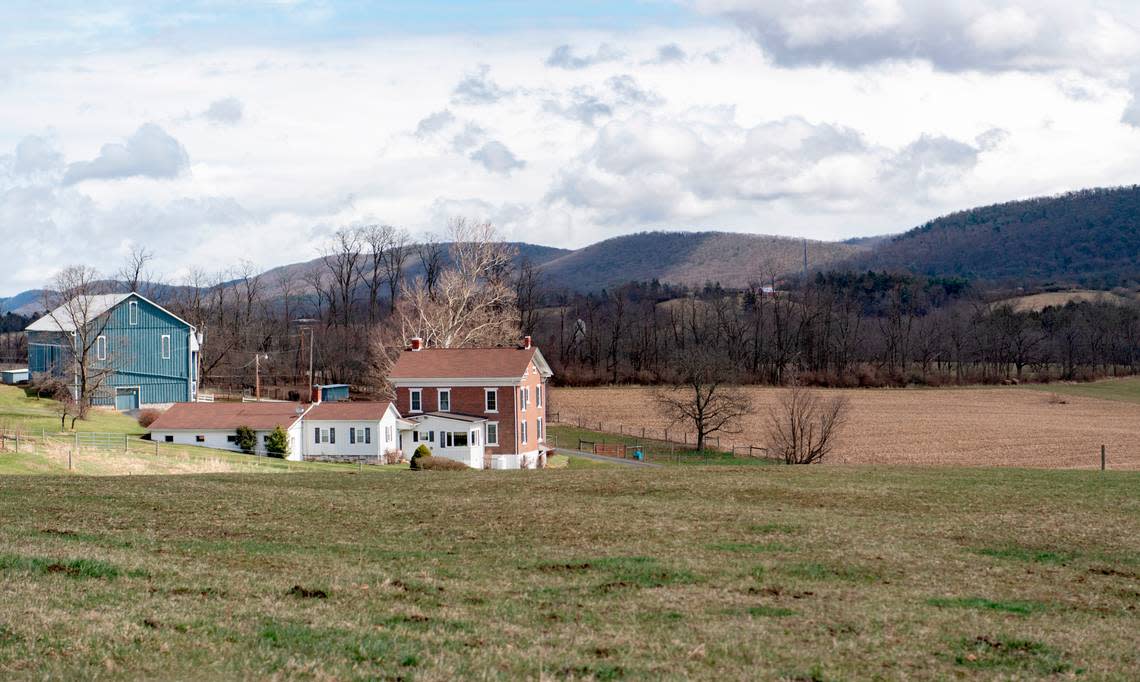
left=0, top=467, right=1135, bottom=679
left=552, top=385, right=1140, bottom=469
left=994, top=290, right=1132, bottom=312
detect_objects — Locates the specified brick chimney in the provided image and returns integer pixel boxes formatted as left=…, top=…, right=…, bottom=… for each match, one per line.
left=522, top=335, right=532, bottom=349
left=410, top=337, right=423, bottom=351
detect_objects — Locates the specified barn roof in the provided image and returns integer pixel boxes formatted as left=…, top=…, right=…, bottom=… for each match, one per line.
left=306, top=401, right=394, bottom=421
left=148, top=402, right=306, bottom=431
left=388, top=346, right=552, bottom=380
left=25, top=292, right=195, bottom=333
left=25, top=294, right=131, bottom=332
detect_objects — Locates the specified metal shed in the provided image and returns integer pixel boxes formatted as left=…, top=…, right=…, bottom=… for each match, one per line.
left=313, top=384, right=350, bottom=403
left=1, top=368, right=29, bottom=385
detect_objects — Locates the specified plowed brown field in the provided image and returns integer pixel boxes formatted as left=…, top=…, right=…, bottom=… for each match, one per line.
left=551, top=386, right=1140, bottom=469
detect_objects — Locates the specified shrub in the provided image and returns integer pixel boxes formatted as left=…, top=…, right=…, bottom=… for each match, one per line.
left=410, top=444, right=432, bottom=470
left=137, top=409, right=162, bottom=428
left=235, top=425, right=257, bottom=453
left=416, top=456, right=469, bottom=471
left=264, top=425, right=289, bottom=458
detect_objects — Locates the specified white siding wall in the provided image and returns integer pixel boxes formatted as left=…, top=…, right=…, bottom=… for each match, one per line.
left=301, top=409, right=400, bottom=459
left=150, top=424, right=304, bottom=461
left=400, top=414, right=485, bottom=469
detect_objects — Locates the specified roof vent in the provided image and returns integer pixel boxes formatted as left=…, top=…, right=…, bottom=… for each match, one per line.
left=410, top=337, right=423, bottom=351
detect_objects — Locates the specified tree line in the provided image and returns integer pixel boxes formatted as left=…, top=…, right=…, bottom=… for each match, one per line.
left=536, top=272, right=1140, bottom=387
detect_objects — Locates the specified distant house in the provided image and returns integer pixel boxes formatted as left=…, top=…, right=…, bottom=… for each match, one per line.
left=25, top=292, right=202, bottom=409
left=388, top=336, right=554, bottom=469
left=147, top=399, right=402, bottom=462
left=148, top=402, right=307, bottom=457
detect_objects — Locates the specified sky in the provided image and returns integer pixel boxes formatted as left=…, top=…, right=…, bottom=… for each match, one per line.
left=3, top=0, right=1140, bottom=295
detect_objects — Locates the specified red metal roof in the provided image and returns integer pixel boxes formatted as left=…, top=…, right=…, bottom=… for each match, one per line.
left=388, top=346, right=539, bottom=379
left=148, top=402, right=304, bottom=431
left=306, top=401, right=393, bottom=421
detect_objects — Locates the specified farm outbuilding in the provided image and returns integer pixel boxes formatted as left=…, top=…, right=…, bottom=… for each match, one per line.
left=25, top=292, right=202, bottom=408
left=312, top=384, right=350, bottom=403
left=1, top=368, right=28, bottom=385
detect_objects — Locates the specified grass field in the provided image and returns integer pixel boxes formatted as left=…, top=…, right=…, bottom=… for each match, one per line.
left=0, top=385, right=145, bottom=435
left=552, top=384, right=1140, bottom=469
left=1025, top=376, right=1140, bottom=405
left=0, top=385, right=408, bottom=476
left=0, top=466, right=1136, bottom=679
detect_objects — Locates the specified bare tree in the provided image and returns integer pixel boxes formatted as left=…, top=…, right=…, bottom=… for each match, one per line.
left=765, top=380, right=850, bottom=464
left=398, top=218, right=519, bottom=348
left=381, top=228, right=411, bottom=313
left=655, top=344, right=752, bottom=452
left=51, top=383, right=81, bottom=430
left=118, top=245, right=154, bottom=295
left=41, top=266, right=116, bottom=419
left=417, top=232, right=446, bottom=301
left=321, top=227, right=363, bottom=327
left=515, top=256, right=544, bottom=337
left=358, top=224, right=394, bottom=323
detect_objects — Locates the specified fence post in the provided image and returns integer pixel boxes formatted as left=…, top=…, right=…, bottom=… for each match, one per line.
left=68, top=449, right=73, bottom=471
left=1101, top=444, right=1106, bottom=471
left=14, top=433, right=18, bottom=453
left=124, top=434, right=128, bottom=453
left=155, top=441, right=159, bottom=456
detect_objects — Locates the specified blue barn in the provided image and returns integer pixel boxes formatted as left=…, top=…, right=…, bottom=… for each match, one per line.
left=25, top=293, right=202, bottom=410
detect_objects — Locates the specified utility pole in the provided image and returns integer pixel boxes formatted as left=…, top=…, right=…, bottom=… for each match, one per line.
left=254, top=353, right=268, bottom=400
left=294, top=319, right=317, bottom=402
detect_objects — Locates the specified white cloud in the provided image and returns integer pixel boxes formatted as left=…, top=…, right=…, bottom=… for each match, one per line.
left=203, top=97, right=244, bottom=124
left=451, top=64, right=513, bottom=105
left=2, top=16, right=1140, bottom=293
left=546, top=112, right=994, bottom=226
left=695, top=1, right=1140, bottom=72
left=545, top=43, right=625, bottom=70
left=470, top=140, right=525, bottom=175
left=415, top=109, right=455, bottom=138
left=62, top=123, right=189, bottom=184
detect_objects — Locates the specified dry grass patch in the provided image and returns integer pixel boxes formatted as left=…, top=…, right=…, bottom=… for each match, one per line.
left=553, top=385, right=1140, bottom=469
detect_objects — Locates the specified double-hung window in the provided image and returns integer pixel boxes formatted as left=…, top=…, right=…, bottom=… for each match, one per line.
left=315, top=428, right=335, bottom=444
left=486, top=422, right=499, bottom=446
left=484, top=388, right=497, bottom=413
left=438, top=388, right=451, bottom=412
left=537, top=417, right=544, bottom=442
left=519, top=387, right=529, bottom=411
left=409, top=389, right=422, bottom=413
left=536, top=385, right=543, bottom=408
left=161, top=334, right=171, bottom=360
left=349, top=427, right=370, bottom=444
left=520, top=420, right=528, bottom=444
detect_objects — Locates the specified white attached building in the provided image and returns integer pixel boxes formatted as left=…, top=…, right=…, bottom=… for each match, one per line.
left=400, top=412, right=487, bottom=469
left=303, top=401, right=402, bottom=461
left=148, top=402, right=307, bottom=460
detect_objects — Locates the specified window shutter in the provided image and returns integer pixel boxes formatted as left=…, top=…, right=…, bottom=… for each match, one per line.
left=350, top=428, right=356, bottom=444
left=314, top=428, right=320, bottom=444
left=330, top=428, right=336, bottom=444
left=365, top=428, right=371, bottom=444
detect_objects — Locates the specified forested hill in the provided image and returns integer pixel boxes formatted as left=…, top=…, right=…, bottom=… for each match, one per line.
left=857, top=186, right=1140, bottom=287
left=540, top=231, right=866, bottom=291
